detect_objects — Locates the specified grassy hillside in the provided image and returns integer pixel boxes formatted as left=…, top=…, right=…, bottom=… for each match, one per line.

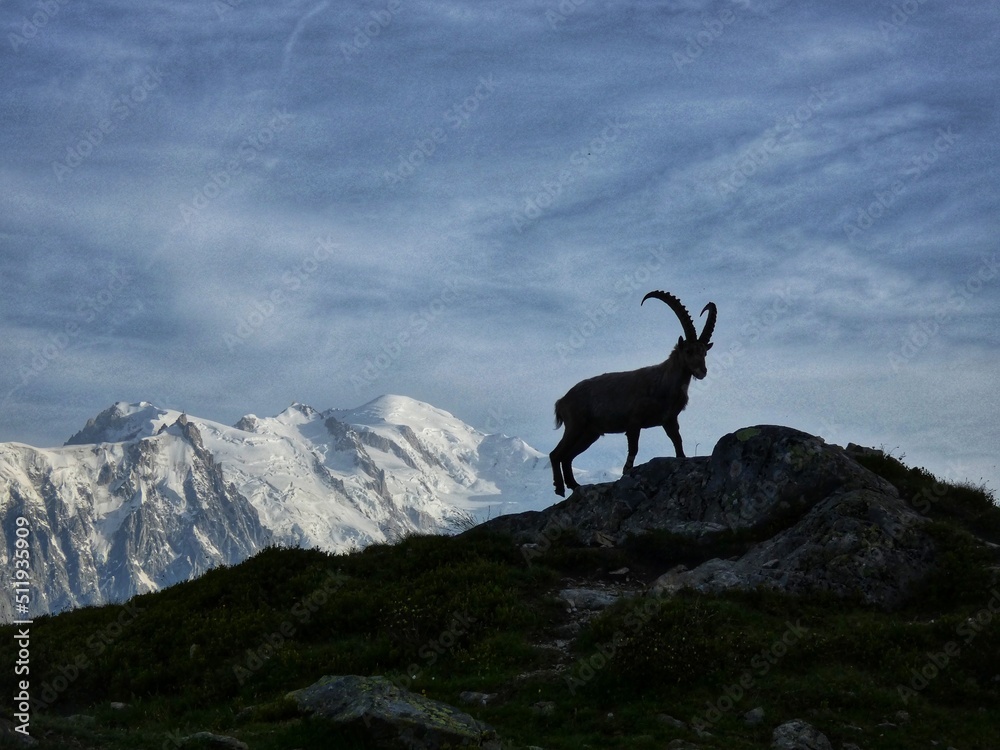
left=2, top=450, right=998, bottom=749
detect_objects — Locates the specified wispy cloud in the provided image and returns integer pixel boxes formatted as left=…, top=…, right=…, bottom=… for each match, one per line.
left=0, top=0, right=997, bottom=493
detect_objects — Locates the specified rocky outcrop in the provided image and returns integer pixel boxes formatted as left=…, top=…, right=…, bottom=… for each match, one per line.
left=771, top=718, right=833, bottom=750
left=287, top=675, right=499, bottom=749
left=480, top=425, right=937, bottom=609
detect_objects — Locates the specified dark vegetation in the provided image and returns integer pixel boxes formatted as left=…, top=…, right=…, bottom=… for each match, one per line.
left=1, top=450, right=998, bottom=749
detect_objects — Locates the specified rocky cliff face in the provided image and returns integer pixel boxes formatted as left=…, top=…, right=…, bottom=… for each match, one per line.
left=482, top=425, right=938, bottom=609
left=0, top=395, right=566, bottom=619
left=0, top=416, right=271, bottom=616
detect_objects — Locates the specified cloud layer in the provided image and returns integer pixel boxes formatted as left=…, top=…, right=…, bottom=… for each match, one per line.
left=2, top=0, right=998, bottom=494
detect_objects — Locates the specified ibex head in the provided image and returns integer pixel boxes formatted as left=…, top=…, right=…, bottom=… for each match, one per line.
left=641, top=290, right=716, bottom=379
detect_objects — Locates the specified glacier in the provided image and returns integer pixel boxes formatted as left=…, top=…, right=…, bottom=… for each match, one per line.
left=1, top=395, right=600, bottom=619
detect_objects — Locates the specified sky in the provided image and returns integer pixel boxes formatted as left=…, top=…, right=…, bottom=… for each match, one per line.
left=1, top=0, right=998, bottom=499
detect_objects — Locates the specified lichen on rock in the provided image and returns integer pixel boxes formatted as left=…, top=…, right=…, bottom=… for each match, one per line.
left=287, top=674, right=500, bottom=749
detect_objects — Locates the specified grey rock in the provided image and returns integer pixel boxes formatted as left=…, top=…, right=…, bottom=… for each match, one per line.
left=657, top=713, right=687, bottom=729
left=651, top=487, right=934, bottom=608
left=772, top=719, right=833, bottom=750
left=0, top=718, right=36, bottom=746
left=480, top=425, right=937, bottom=609
left=846, top=443, right=885, bottom=460
left=458, top=691, right=498, bottom=707
left=557, top=588, right=619, bottom=610
left=287, top=674, right=499, bottom=749
left=532, top=701, right=556, bottom=717
left=178, top=732, right=249, bottom=750
left=744, top=706, right=765, bottom=726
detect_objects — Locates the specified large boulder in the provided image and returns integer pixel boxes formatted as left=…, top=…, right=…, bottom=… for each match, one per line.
left=287, top=675, right=499, bottom=749
left=651, top=486, right=934, bottom=608
left=478, top=425, right=936, bottom=608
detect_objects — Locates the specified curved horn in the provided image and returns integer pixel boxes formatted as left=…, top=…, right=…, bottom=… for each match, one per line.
left=699, top=302, right=717, bottom=343
left=641, top=290, right=697, bottom=341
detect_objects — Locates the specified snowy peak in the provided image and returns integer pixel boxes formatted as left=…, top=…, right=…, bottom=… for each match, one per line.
left=234, top=403, right=323, bottom=436
left=275, top=402, right=321, bottom=425
left=330, top=395, right=483, bottom=461
left=65, top=401, right=181, bottom=446
left=2, top=416, right=270, bottom=618
left=2, top=393, right=568, bottom=619
left=330, top=395, right=471, bottom=432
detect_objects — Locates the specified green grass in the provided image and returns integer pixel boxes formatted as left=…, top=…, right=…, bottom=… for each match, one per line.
left=1, top=452, right=998, bottom=749
left=855, top=451, right=1000, bottom=543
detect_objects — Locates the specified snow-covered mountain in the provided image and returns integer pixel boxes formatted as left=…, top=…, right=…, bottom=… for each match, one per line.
left=0, top=395, right=586, bottom=619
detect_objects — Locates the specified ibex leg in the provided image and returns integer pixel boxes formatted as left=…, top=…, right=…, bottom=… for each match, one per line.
left=623, top=429, right=640, bottom=472
left=663, top=415, right=685, bottom=458
left=551, top=426, right=586, bottom=496
left=550, top=439, right=569, bottom=497
left=561, top=431, right=599, bottom=493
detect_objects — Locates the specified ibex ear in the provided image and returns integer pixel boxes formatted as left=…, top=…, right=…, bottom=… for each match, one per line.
left=677, top=335, right=684, bottom=347
left=705, top=342, right=714, bottom=350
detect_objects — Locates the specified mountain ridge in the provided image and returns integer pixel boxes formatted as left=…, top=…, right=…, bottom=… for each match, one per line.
left=2, top=428, right=997, bottom=749
left=1, top=394, right=593, bottom=619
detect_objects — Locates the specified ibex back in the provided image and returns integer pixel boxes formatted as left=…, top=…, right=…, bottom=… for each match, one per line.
left=549, top=290, right=716, bottom=496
